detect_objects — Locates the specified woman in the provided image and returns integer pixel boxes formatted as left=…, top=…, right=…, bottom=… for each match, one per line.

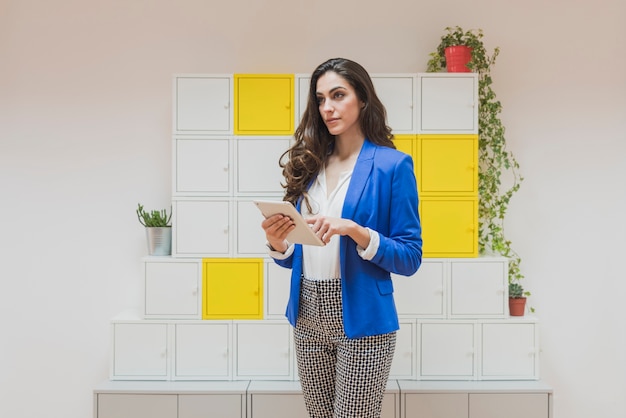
left=262, top=58, right=422, bottom=418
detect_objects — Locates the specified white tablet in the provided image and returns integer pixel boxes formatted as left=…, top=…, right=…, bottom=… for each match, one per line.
left=253, top=200, right=325, bottom=246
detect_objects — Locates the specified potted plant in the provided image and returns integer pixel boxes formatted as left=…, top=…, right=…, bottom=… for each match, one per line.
left=427, top=27, right=531, bottom=311
left=136, top=203, right=172, bottom=256
left=508, top=282, right=529, bottom=316
left=426, top=26, right=489, bottom=73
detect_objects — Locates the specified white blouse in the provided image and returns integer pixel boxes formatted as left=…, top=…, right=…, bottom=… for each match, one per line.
left=269, top=167, right=380, bottom=280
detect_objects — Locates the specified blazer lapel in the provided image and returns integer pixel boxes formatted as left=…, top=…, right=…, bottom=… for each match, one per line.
left=342, top=140, right=376, bottom=220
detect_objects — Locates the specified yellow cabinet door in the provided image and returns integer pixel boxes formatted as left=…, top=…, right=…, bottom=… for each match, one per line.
left=202, top=258, right=264, bottom=319
left=417, top=135, right=477, bottom=196
left=393, top=134, right=415, bottom=157
left=234, top=74, right=294, bottom=135
left=420, top=197, right=477, bottom=257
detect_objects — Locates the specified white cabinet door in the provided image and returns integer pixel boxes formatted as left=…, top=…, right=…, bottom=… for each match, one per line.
left=174, top=138, right=231, bottom=195
left=418, top=73, right=477, bottom=133
left=381, top=391, right=399, bottom=418
left=236, top=137, right=289, bottom=194
left=235, top=322, right=292, bottom=379
left=235, top=200, right=268, bottom=256
left=449, top=259, right=507, bottom=318
left=470, top=393, right=549, bottom=418
left=174, top=323, right=231, bottom=380
left=249, top=393, right=308, bottom=418
left=393, top=260, right=445, bottom=317
left=372, top=74, right=416, bottom=133
left=419, top=321, right=475, bottom=379
left=179, top=394, right=244, bottom=418
left=175, top=75, right=232, bottom=134
left=173, top=200, right=230, bottom=256
left=265, top=261, right=291, bottom=318
left=97, top=394, right=177, bottom=418
left=144, top=259, right=201, bottom=319
left=403, top=393, right=468, bottom=418
left=389, top=321, right=416, bottom=379
left=112, top=323, right=168, bottom=379
left=481, top=322, right=539, bottom=379
left=296, top=75, right=311, bottom=125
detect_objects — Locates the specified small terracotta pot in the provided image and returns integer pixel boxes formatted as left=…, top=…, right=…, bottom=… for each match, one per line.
left=509, top=297, right=527, bottom=316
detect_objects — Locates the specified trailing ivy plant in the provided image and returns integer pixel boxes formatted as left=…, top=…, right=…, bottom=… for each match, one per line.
left=427, top=27, right=530, bottom=304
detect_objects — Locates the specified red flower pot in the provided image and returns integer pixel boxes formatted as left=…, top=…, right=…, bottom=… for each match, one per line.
left=444, top=46, right=473, bottom=72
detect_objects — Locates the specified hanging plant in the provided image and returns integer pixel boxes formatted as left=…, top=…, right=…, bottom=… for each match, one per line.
left=427, top=27, right=530, bottom=306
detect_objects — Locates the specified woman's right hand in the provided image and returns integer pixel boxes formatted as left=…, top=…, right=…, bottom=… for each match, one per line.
left=261, top=214, right=295, bottom=252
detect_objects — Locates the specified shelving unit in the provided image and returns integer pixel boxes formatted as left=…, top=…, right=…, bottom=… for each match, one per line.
left=95, top=72, right=551, bottom=417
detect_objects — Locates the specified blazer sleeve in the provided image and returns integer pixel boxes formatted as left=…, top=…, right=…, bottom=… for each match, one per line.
left=369, top=151, right=422, bottom=276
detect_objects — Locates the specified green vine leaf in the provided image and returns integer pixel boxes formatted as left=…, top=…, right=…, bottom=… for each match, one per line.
left=427, top=26, right=527, bottom=298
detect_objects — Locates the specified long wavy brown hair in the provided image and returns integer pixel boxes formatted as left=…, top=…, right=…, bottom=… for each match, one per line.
left=280, top=58, right=395, bottom=209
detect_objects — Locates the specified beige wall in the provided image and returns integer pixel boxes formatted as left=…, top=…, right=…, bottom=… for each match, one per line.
left=1, top=0, right=625, bottom=417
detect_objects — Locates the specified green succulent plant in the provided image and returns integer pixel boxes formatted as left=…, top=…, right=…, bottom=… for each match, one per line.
left=136, top=204, right=172, bottom=227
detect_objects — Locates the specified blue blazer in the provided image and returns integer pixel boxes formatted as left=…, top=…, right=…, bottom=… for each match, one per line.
left=274, top=139, right=423, bottom=338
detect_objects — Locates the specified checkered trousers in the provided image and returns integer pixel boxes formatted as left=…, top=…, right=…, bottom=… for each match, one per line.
left=294, top=277, right=396, bottom=418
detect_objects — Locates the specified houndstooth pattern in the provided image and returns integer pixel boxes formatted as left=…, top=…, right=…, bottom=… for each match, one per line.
left=294, top=278, right=396, bottom=418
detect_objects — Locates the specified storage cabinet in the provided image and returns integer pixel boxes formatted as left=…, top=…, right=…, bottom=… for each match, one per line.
left=470, top=393, right=550, bottom=418
left=234, top=74, right=294, bottom=135
left=419, top=321, right=476, bottom=379
left=246, top=380, right=399, bottom=418
left=450, top=259, right=508, bottom=318
left=392, top=260, right=445, bottom=318
left=371, top=74, right=416, bottom=133
left=418, top=73, right=478, bottom=133
left=398, top=381, right=553, bottom=418
left=94, top=381, right=248, bottom=418
left=403, top=393, right=467, bottom=418
left=143, top=258, right=201, bottom=319
left=389, top=320, right=416, bottom=379
left=235, top=137, right=289, bottom=194
left=265, top=261, right=291, bottom=318
left=420, top=196, right=478, bottom=257
left=174, top=75, right=232, bottom=135
left=416, top=134, right=477, bottom=196
left=174, top=323, right=231, bottom=380
left=111, top=322, right=169, bottom=380
left=235, top=322, right=293, bottom=379
left=235, top=200, right=269, bottom=256
left=173, top=199, right=230, bottom=257
left=97, top=393, right=177, bottom=418
left=174, top=137, right=231, bottom=196
left=179, top=394, right=244, bottom=418
left=392, top=134, right=414, bottom=157
left=481, top=321, right=539, bottom=379
left=202, top=258, right=264, bottom=320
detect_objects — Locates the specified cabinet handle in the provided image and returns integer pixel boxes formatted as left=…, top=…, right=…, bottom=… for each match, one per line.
left=223, top=225, right=229, bottom=234
left=285, top=104, right=290, bottom=109
left=191, top=287, right=198, bottom=295
left=160, top=347, right=167, bottom=358
left=223, top=164, right=229, bottom=172
left=224, top=103, right=230, bottom=109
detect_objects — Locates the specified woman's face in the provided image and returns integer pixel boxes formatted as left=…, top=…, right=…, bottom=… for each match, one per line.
left=316, top=71, right=364, bottom=140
